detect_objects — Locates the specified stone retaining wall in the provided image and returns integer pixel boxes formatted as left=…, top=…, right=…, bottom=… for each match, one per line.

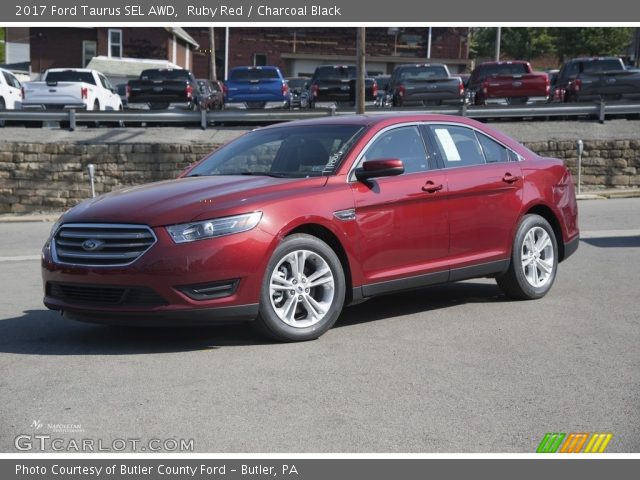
left=0, top=138, right=639, bottom=213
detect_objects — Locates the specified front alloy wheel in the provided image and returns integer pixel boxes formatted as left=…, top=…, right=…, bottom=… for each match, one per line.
left=257, top=234, right=345, bottom=341
left=496, top=214, right=559, bottom=300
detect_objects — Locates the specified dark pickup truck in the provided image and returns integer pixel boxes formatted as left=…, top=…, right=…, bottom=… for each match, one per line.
left=126, top=69, right=199, bottom=110
left=468, top=61, right=549, bottom=105
left=386, top=63, right=465, bottom=107
left=308, top=65, right=377, bottom=107
left=551, top=57, right=640, bottom=102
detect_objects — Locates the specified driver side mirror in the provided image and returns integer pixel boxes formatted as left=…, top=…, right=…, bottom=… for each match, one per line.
left=355, top=159, right=404, bottom=181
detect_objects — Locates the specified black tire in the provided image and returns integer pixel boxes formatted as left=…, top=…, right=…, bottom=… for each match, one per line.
left=392, top=94, right=403, bottom=107
left=496, top=214, right=559, bottom=300
left=0, top=97, right=5, bottom=127
left=255, top=234, right=345, bottom=342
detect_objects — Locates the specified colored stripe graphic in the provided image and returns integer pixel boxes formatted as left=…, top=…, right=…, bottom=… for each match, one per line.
left=584, top=433, right=613, bottom=453
left=536, top=433, right=566, bottom=453
left=560, top=433, right=588, bottom=453
left=537, top=433, right=613, bottom=453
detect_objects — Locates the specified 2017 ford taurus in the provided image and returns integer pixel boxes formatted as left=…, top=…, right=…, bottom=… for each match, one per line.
left=41, top=115, right=579, bottom=341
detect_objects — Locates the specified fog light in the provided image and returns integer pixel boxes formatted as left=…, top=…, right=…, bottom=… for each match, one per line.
left=177, top=279, right=239, bottom=300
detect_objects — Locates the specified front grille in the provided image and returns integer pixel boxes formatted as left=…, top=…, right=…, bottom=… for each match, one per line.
left=53, top=223, right=156, bottom=267
left=47, top=282, right=167, bottom=306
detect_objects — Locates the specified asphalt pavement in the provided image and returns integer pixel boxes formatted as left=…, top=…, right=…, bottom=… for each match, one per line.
left=0, top=199, right=638, bottom=453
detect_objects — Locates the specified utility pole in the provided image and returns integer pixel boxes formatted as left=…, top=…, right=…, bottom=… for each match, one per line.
left=209, top=27, right=217, bottom=81
left=356, top=27, right=366, bottom=115
left=495, top=27, right=501, bottom=61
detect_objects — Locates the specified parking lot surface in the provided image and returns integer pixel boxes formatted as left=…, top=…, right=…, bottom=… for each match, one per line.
left=0, top=199, right=638, bottom=452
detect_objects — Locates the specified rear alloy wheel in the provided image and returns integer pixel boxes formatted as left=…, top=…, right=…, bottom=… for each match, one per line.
left=256, top=234, right=345, bottom=342
left=497, top=214, right=558, bottom=300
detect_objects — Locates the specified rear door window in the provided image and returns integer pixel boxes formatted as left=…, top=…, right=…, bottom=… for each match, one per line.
left=427, top=125, right=486, bottom=168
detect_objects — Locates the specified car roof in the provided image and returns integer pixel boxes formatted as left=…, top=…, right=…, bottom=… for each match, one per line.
left=259, top=113, right=482, bottom=130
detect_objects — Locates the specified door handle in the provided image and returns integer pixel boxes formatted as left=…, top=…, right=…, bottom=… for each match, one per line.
left=502, top=173, right=520, bottom=184
left=422, top=181, right=444, bottom=193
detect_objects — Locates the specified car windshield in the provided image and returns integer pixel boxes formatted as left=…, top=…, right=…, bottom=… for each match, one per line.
left=316, top=66, right=356, bottom=80
left=287, top=78, right=308, bottom=89
left=230, top=68, right=280, bottom=81
left=186, top=125, right=364, bottom=178
left=582, top=60, right=623, bottom=72
left=398, top=66, right=448, bottom=81
left=475, top=63, right=528, bottom=81
left=141, top=70, right=190, bottom=81
left=45, top=71, right=96, bottom=85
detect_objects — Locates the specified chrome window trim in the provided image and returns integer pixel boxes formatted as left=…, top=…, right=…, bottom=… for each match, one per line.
left=346, top=120, right=523, bottom=182
left=424, top=122, right=523, bottom=170
left=346, top=122, right=426, bottom=183
left=51, top=223, right=157, bottom=268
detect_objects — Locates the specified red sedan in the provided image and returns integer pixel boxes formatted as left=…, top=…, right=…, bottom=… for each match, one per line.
left=41, top=115, right=579, bottom=341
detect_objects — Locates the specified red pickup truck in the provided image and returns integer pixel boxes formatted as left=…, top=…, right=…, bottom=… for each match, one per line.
left=468, top=61, right=549, bottom=105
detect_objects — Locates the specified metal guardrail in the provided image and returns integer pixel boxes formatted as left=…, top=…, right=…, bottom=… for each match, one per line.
left=1, top=101, right=639, bottom=130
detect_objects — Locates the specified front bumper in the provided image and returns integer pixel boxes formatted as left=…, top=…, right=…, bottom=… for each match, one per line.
left=42, top=225, right=272, bottom=325
left=61, top=304, right=259, bottom=326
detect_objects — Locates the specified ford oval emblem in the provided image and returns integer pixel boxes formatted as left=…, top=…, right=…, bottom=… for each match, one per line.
left=82, top=239, right=104, bottom=251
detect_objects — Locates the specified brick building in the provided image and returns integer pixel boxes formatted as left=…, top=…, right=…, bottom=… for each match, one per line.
left=187, top=27, right=471, bottom=79
left=16, top=27, right=470, bottom=82
left=28, top=27, right=198, bottom=78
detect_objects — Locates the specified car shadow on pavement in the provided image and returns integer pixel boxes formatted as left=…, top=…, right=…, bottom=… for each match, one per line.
left=0, top=281, right=507, bottom=355
left=581, top=236, right=640, bottom=248
left=336, top=281, right=506, bottom=329
left=0, top=309, right=272, bottom=355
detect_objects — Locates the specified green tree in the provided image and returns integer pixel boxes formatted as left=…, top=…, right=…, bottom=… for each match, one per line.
left=470, top=27, right=555, bottom=61
left=551, top=28, right=633, bottom=60
left=0, top=28, right=5, bottom=64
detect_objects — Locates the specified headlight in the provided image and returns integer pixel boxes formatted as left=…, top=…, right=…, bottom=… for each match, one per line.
left=42, top=220, right=61, bottom=259
left=166, top=212, right=262, bottom=244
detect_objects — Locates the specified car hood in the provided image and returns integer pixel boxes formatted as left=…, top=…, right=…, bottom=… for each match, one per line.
left=61, top=175, right=328, bottom=227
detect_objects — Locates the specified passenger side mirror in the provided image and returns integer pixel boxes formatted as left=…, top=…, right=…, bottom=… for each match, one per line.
left=355, top=159, right=404, bottom=181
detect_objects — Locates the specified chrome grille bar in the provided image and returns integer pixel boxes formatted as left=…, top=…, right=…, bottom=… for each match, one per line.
left=52, top=223, right=157, bottom=267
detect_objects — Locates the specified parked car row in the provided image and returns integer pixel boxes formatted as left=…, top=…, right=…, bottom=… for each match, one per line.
left=3, top=56, right=640, bottom=114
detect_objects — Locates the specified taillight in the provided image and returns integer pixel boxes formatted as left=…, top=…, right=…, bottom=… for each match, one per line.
left=572, top=78, right=582, bottom=92
left=80, top=87, right=88, bottom=100
left=482, top=81, right=489, bottom=95
left=281, top=81, right=289, bottom=97
left=20, top=86, right=25, bottom=99
left=544, top=76, right=550, bottom=95
left=223, top=84, right=229, bottom=97
left=311, top=84, right=319, bottom=98
left=372, top=81, right=378, bottom=98
left=125, top=85, right=131, bottom=99
left=458, top=78, right=464, bottom=97
left=185, top=84, right=193, bottom=99
left=398, top=84, right=406, bottom=97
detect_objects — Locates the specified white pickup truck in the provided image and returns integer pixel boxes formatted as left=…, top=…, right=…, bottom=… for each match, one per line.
left=22, top=68, right=122, bottom=111
left=0, top=67, right=23, bottom=110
